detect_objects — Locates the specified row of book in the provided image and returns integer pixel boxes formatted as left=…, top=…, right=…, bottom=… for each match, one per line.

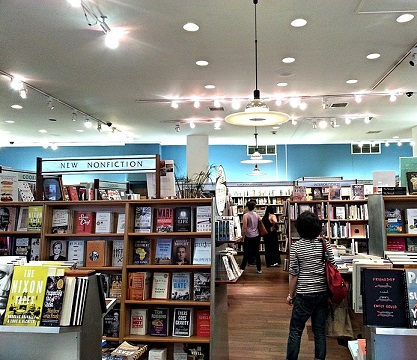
left=386, top=207, right=417, bottom=234
left=127, top=271, right=210, bottom=302
left=0, top=205, right=43, bottom=232
left=216, top=248, right=242, bottom=281
left=326, top=222, right=369, bottom=239
left=288, top=202, right=369, bottom=221
left=134, top=206, right=211, bottom=233
left=292, top=184, right=367, bottom=201
left=386, top=238, right=417, bottom=252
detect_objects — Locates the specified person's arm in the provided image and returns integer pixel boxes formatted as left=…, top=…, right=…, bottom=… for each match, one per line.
left=268, top=213, right=278, bottom=224
left=241, top=213, right=248, bottom=238
left=287, top=274, right=298, bottom=305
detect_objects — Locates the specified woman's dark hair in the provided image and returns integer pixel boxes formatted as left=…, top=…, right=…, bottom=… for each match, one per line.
left=295, top=211, right=322, bottom=239
left=262, top=205, right=274, bottom=221
left=246, top=200, right=256, bottom=211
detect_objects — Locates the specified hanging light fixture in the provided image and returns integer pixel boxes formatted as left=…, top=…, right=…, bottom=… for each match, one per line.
left=247, top=164, right=266, bottom=176
left=225, top=0, right=290, bottom=127
left=241, top=126, right=272, bottom=164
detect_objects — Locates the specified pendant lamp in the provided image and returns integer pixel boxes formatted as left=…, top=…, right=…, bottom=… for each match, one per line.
left=241, top=126, right=272, bottom=164
left=247, top=164, right=266, bottom=176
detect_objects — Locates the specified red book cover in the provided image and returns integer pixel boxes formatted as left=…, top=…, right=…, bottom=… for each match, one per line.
left=196, top=309, right=210, bottom=337
left=74, top=211, right=95, bottom=234
left=66, top=185, right=79, bottom=201
left=156, top=207, right=174, bottom=232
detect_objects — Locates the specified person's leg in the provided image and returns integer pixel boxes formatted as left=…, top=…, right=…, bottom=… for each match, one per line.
left=240, top=237, right=249, bottom=270
left=253, top=236, right=262, bottom=272
left=264, top=235, right=272, bottom=266
left=310, top=292, right=328, bottom=360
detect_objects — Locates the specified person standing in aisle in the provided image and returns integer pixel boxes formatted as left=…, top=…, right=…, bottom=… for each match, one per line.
left=239, top=200, right=262, bottom=274
left=262, top=205, right=281, bottom=267
left=286, top=211, right=336, bottom=360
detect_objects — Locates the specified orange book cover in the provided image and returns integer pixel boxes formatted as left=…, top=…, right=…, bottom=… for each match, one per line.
left=85, top=240, right=112, bottom=267
left=127, top=271, right=151, bottom=300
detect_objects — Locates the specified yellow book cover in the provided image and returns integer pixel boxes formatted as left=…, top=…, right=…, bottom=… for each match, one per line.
left=27, top=205, right=43, bottom=231
left=3, top=265, right=49, bottom=326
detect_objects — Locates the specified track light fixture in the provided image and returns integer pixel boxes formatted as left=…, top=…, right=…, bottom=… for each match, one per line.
left=406, top=92, right=414, bottom=97
left=47, top=97, right=54, bottom=110
left=97, top=122, right=102, bottom=132
left=175, top=124, right=181, bottom=132
left=19, top=88, right=27, bottom=99
left=410, top=47, right=417, bottom=66
left=72, top=111, right=77, bottom=121
left=84, top=118, right=92, bottom=128
left=106, top=122, right=112, bottom=127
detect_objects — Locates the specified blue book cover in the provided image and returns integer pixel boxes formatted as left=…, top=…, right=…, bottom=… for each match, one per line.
left=154, top=239, right=172, bottom=264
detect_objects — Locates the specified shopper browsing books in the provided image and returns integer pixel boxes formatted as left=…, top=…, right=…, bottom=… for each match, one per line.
left=286, top=211, right=336, bottom=360
left=262, top=205, right=281, bottom=267
left=239, top=200, right=262, bottom=274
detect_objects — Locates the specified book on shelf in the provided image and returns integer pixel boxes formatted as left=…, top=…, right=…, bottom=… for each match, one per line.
left=85, top=240, right=112, bottom=267
left=13, top=237, right=30, bottom=259
left=311, top=187, right=324, bottom=200
left=149, top=307, right=170, bottom=336
left=99, top=273, right=111, bottom=297
left=154, top=238, right=172, bottom=265
left=109, top=273, right=123, bottom=299
left=0, top=207, right=13, bottom=231
left=30, top=237, right=40, bottom=261
left=350, top=223, right=367, bottom=238
left=27, top=205, right=43, bottom=231
left=16, top=206, right=29, bottom=231
left=407, top=172, right=417, bottom=195
left=174, top=206, right=193, bottom=232
left=110, top=341, right=148, bottom=360
left=107, top=189, right=122, bottom=200
left=74, top=211, right=95, bottom=234
left=407, top=238, right=417, bottom=252
left=385, top=208, right=403, bottom=234
left=130, top=308, right=148, bottom=335
left=18, top=181, right=35, bottom=202
left=406, top=208, right=417, bottom=234
left=350, top=184, right=365, bottom=200
left=51, top=208, right=74, bottom=234
left=70, top=275, right=90, bottom=326
left=334, top=206, right=346, bottom=219
left=111, top=239, right=124, bottom=267
left=148, top=348, right=167, bottom=360
left=40, top=275, right=66, bottom=326
left=196, top=205, right=212, bottom=232
left=405, top=269, right=417, bottom=328
left=42, top=177, right=64, bottom=201
left=172, top=238, right=192, bottom=265
left=49, top=240, right=68, bottom=261
left=67, top=240, right=85, bottom=267
left=3, top=264, right=50, bottom=326
left=98, top=189, right=109, bottom=200
left=103, top=307, right=120, bottom=338
left=328, top=184, right=342, bottom=200
left=116, top=213, right=125, bottom=234
left=95, top=211, right=115, bottom=234
left=381, top=186, right=407, bottom=195
left=172, top=307, right=193, bottom=337
left=66, top=185, right=80, bottom=201
left=196, top=309, right=210, bottom=337
left=151, top=272, right=170, bottom=300
left=156, top=207, right=174, bottom=232
left=170, top=272, right=191, bottom=300
left=134, top=206, right=153, bottom=233
left=292, top=186, right=307, bottom=201
left=386, top=237, right=406, bottom=251
left=192, top=238, right=211, bottom=265
left=132, top=239, right=151, bottom=265
left=193, top=272, right=210, bottom=302
left=127, top=271, right=152, bottom=300
left=0, top=260, right=15, bottom=324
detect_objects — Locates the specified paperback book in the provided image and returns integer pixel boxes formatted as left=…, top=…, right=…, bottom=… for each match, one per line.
left=172, top=307, right=193, bottom=337
left=172, top=238, right=192, bottom=265
left=154, top=238, right=172, bottom=265
left=156, top=207, right=174, bottom=232
left=133, top=239, right=151, bottom=265
left=170, top=272, right=191, bottom=300
left=40, top=275, right=66, bottom=326
left=127, top=271, right=152, bottom=301
left=174, top=206, right=193, bottom=232
left=149, top=307, right=170, bottom=336
left=192, top=238, right=211, bottom=265
left=193, top=272, right=210, bottom=302
left=134, top=206, right=153, bottom=233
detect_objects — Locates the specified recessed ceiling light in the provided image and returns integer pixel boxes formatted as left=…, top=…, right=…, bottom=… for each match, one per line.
left=277, top=82, right=288, bottom=87
left=367, top=53, right=380, bottom=59
left=397, top=14, right=414, bottom=23
left=76, top=129, right=84, bottom=132
left=291, top=18, right=307, bottom=27
left=196, top=60, right=209, bottom=66
left=346, top=79, right=358, bottom=84
left=11, top=104, right=22, bottom=109
left=39, top=129, right=47, bottom=133
left=282, top=57, right=295, bottom=63
left=5, top=120, right=14, bottom=124
left=205, top=84, right=215, bottom=89
left=183, top=22, right=199, bottom=32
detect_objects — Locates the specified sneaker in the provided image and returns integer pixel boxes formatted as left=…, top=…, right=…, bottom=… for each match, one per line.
left=257, top=270, right=263, bottom=274
left=271, top=263, right=279, bottom=267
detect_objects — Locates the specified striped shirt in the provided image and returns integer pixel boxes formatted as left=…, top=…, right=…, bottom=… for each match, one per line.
left=289, top=238, right=336, bottom=294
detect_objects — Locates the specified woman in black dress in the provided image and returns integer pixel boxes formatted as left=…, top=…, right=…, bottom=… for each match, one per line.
left=262, top=205, right=281, bottom=267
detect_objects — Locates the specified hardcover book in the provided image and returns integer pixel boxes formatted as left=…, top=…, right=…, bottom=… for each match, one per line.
left=74, top=211, right=95, bottom=234
left=192, top=238, right=211, bottom=265
left=3, top=265, right=50, bottom=326
left=13, top=237, right=30, bottom=259
left=407, top=172, right=417, bottom=195
left=18, top=182, right=35, bottom=202
left=405, top=269, right=417, bottom=328
left=149, top=307, right=170, bottom=336
left=386, top=237, right=406, bottom=251
left=174, top=206, right=193, bottom=232
left=59, top=276, right=77, bottom=326
left=103, top=308, right=120, bottom=338
left=350, top=184, right=365, bottom=200
left=170, top=272, right=191, bottom=300
left=193, top=272, right=210, bottom=302
left=328, top=184, right=342, bottom=200
left=85, top=240, right=112, bottom=267
left=350, top=224, right=367, bottom=238
left=406, top=208, right=417, bottom=234
left=172, top=238, right=192, bottom=265
left=27, top=205, right=43, bottom=231
left=196, top=206, right=212, bottom=232
left=109, top=273, right=122, bottom=298
left=40, top=275, right=66, bottom=326
left=172, top=307, right=193, bottom=337
left=130, top=308, right=148, bottom=335
left=66, top=185, right=79, bottom=201
left=133, top=239, right=151, bottom=265
left=311, top=187, right=324, bottom=200
left=134, top=206, right=153, bottom=233
left=67, top=240, right=85, bottom=267
left=49, top=240, right=68, bottom=261
left=0, top=207, right=10, bottom=231
left=385, top=208, right=402, bottom=234
left=127, top=271, right=152, bottom=300
left=16, top=206, right=29, bottom=231
left=151, top=272, right=170, bottom=299
left=292, top=186, right=307, bottom=201
left=51, top=209, right=74, bottom=234
left=95, top=211, right=114, bottom=234
left=116, top=213, right=126, bottom=234
left=154, top=238, right=172, bottom=265
left=111, top=239, right=124, bottom=267
left=156, top=207, right=174, bottom=232
left=196, top=309, right=210, bottom=337
left=407, top=237, right=417, bottom=252
left=30, top=237, right=40, bottom=261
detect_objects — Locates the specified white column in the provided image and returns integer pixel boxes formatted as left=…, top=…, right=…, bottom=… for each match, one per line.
left=186, top=135, right=209, bottom=178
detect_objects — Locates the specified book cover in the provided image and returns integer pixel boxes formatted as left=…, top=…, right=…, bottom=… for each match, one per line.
left=385, top=208, right=402, bottom=234
left=18, top=182, right=35, bottom=202
left=51, top=209, right=73, bottom=234
left=361, top=268, right=408, bottom=328
left=133, top=239, right=151, bottom=265
left=350, top=224, right=367, bottom=238
left=149, top=307, right=169, bottom=336
left=0, top=262, right=14, bottom=324
left=27, top=205, right=43, bottom=231
left=196, top=206, right=212, bottom=232
left=170, top=272, right=191, bottom=300
left=67, top=240, right=85, bottom=267
left=193, top=272, right=210, bottom=302
left=405, top=269, right=417, bottom=328
left=30, top=237, right=40, bottom=261
left=134, top=206, right=153, bottom=233
left=174, top=207, right=193, bottom=232
left=386, top=237, right=406, bottom=251
left=3, top=265, right=50, bottom=326
left=292, top=186, right=307, bottom=201
left=407, top=237, right=417, bottom=252
left=98, top=189, right=109, bottom=200
left=192, top=238, right=211, bottom=265
left=95, top=211, right=114, bottom=234
left=49, top=240, right=68, bottom=261
left=0, top=207, right=10, bottom=231
left=85, top=240, right=112, bottom=267
left=103, top=308, right=120, bottom=337
left=74, top=211, right=95, bottom=234
left=151, top=272, right=170, bottom=299
left=66, top=185, right=79, bottom=201
left=109, top=273, right=122, bottom=299
left=130, top=308, right=148, bottom=335
left=156, top=207, right=174, bottom=233
left=111, top=341, right=148, bottom=359
left=116, top=213, right=125, bottom=234
left=16, top=206, right=29, bottom=231
left=172, top=238, right=191, bottom=265
left=172, top=307, right=193, bottom=337
left=407, top=172, right=417, bottom=195
left=154, top=238, right=172, bottom=265
left=70, top=276, right=89, bottom=326
left=406, top=208, right=417, bottom=234
left=40, top=275, right=66, bottom=326
left=127, top=271, right=152, bottom=300
left=148, top=348, right=168, bottom=360
left=59, top=276, right=77, bottom=326
left=13, top=237, right=30, bottom=259
left=311, top=187, right=324, bottom=200
left=329, top=184, right=341, bottom=200
left=350, top=184, right=365, bottom=200
left=196, top=309, right=210, bottom=337
left=111, top=239, right=124, bottom=267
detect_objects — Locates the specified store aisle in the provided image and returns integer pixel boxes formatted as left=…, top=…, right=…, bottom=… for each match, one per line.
left=227, top=259, right=354, bottom=360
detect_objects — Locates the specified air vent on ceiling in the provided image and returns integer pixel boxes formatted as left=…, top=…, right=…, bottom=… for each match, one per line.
left=329, top=102, right=349, bottom=108
left=208, top=106, right=225, bottom=111
left=366, top=130, right=381, bottom=134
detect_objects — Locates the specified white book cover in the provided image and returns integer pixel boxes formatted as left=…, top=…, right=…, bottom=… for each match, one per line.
left=196, top=206, right=212, bottom=232
left=151, top=272, right=170, bottom=299
left=95, top=211, right=114, bottom=233
left=17, top=181, right=34, bottom=202
left=112, top=239, right=124, bottom=267
left=130, top=308, right=148, bottom=335
left=16, top=206, right=29, bottom=231
left=51, top=209, right=73, bottom=233
left=67, top=240, right=85, bottom=267
left=192, top=238, right=211, bottom=265
left=116, top=213, right=125, bottom=234
left=134, top=206, right=152, bottom=233
left=407, top=208, right=417, bottom=234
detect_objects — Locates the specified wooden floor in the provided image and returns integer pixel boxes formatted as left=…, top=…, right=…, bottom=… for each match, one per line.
left=227, top=257, right=356, bottom=360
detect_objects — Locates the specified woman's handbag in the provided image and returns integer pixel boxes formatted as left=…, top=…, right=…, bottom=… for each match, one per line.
left=258, top=218, right=268, bottom=236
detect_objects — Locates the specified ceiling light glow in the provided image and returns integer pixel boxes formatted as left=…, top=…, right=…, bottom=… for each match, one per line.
left=291, top=18, right=307, bottom=27
left=346, top=79, right=358, bottom=84
left=282, top=57, right=295, bottom=63
left=397, top=14, right=414, bottom=23
left=367, top=53, right=380, bottom=60
left=183, top=23, right=199, bottom=32
left=196, top=60, right=208, bottom=66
